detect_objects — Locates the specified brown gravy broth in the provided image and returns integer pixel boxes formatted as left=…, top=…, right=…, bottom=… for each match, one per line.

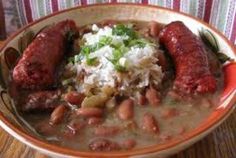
left=14, top=20, right=223, bottom=151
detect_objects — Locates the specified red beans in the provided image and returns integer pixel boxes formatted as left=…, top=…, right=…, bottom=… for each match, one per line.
left=75, top=107, right=103, bottom=117
left=67, top=120, right=86, bottom=134
left=94, top=126, right=120, bottom=136
left=167, top=91, right=182, bottom=101
left=63, top=129, right=76, bottom=139
left=121, top=139, right=136, bottom=149
left=124, top=120, right=138, bottom=130
left=64, top=91, right=85, bottom=105
left=161, top=108, right=179, bottom=119
left=148, top=21, right=162, bottom=37
left=138, top=94, right=147, bottom=106
left=87, top=117, right=103, bottom=125
left=35, top=122, right=55, bottom=135
left=117, top=99, right=134, bottom=120
left=141, top=113, right=159, bottom=134
left=145, top=87, right=161, bottom=106
left=89, top=138, right=120, bottom=151
left=200, top=98, right=214, bottom=108
left=49, top=105, right=67, bottom=125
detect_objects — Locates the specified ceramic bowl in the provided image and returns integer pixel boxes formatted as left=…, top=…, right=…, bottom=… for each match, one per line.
left=0, top=4, right=235, bottom=158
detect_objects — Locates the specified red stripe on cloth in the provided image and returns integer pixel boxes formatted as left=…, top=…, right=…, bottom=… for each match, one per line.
left=230, top=14, right=236, bottom=44
left=110, top=0, right=117, bottom=3
left=24, top=0, right=33, bottom=23
left=142, top=0, right=148, bottom=5
left=173, top=0, right=180, bottom=11
left=203, top=0, right=213, bottom=22
left=81, top=0, right=87, bottom=6
left=51, top=0, right=59, bottom=12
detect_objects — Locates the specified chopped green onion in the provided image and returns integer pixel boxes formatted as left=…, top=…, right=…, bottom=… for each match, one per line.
left=86, top=57, right=97, bottom=65
left=128, top=38, right=155, bottom=48
left=114, top=63, right=127, bottom=72
left=99, top=36, right=113, bottom=46
left=80, top=45, right=92, bottom=55
left=70, top=23, right=157, bottom=71
left=112, top=24, right=137, bottom=39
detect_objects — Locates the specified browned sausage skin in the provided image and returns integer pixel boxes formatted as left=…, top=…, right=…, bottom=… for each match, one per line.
left=159, top=21, right=216, bottom=96
left=13, top=20, right=77, bottom=89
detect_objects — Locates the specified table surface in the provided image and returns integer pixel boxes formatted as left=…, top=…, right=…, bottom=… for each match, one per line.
left=0, top=41, right=235, bottom=158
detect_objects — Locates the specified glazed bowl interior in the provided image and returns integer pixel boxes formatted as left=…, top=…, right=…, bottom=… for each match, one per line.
left=0, top=4, right=235, bottom=158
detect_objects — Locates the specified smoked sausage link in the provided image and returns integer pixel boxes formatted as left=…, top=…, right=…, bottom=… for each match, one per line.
left=159, top=21, right=216, bottom=95
left=13, top=20, right=77, bottom=89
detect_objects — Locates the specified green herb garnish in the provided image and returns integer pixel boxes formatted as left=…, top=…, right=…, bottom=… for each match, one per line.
left=99, top=36, right=113, bottom=46
left=128, top=38, right=155, bottom=48
left=68, top=24, right=156, bottom=71
left=112, top=24, right=137, bottom=39
left=86, top=57, right=97, bottom=65
left=114, top=63, right=127, bottom=72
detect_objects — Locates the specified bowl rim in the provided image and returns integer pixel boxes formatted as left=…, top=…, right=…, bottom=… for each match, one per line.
left=0, top=3, right=236, bottom=157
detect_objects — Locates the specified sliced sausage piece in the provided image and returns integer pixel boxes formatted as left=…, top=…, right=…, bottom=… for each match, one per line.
left=22, top=90, right=61, bottom=112
left=89, top=138, right=120, bottom=151
left=64, top=91, right=85, bottom=105
left=75, top=107, right=103, bottom=117
left=94, top=126, right=120, bottom=136
left=145, top=87, right=161, bottom=106
left=49, top=105, right=67, bottom=125
left=141, top=113, right=159, bottom=134
left=159, top=21, right=216, bottom=95
left=117, top=99, right=134, bottom=120
left=13, top=20, right=77, bottom=89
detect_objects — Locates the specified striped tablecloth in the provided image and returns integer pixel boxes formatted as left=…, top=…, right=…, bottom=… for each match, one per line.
left=2, top=0, right=236, bottom=45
